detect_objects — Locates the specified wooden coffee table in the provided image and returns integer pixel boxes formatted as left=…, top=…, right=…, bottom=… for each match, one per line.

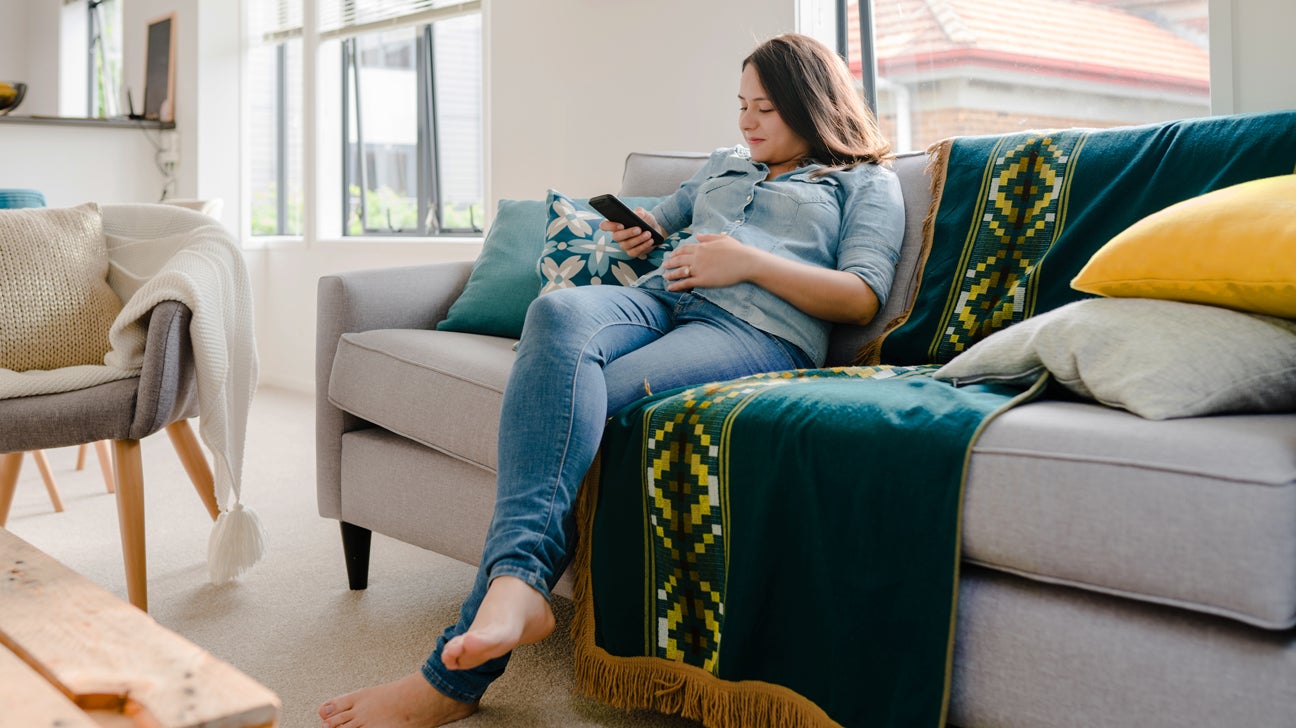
left=0, top=528, right=280, bottom=727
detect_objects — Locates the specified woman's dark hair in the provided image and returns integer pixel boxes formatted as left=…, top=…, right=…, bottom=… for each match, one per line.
left=743, top=33, right=891, bottom=169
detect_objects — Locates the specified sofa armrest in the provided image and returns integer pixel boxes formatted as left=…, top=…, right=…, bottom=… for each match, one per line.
left=315, top=261, right=474, bottom=519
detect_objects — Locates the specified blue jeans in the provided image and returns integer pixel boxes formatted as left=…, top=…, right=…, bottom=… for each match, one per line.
left=421, top=283, right=812, bottom=703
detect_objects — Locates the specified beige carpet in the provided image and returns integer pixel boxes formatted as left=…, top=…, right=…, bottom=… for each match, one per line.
left=4, top=386, right=696, bottom=728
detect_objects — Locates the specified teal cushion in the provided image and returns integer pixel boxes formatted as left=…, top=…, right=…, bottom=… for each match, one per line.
left=537, top=190, right=674, bottom=294
left=437, top=198, right=546, bottom=338
left=0, top=189, right=46, bottom=209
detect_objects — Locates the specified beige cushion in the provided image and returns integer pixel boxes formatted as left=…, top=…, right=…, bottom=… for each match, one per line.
left=0, top=203, right=123, bottom=371
left=933, top=297, right=1296, bottom=420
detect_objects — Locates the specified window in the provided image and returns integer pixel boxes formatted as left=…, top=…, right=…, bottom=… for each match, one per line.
left=341, top=13, right=483, bottom=236
left=85, top=0, right=123, bottom=118
left=247, top=1, right=305, bottom=236
left=244, top=0, right=482, bottom=239
left=840, top=0, right=1211, bottom=153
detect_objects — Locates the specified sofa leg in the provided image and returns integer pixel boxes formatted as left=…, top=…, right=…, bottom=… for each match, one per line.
left=340, top=521, right=372, bottom=590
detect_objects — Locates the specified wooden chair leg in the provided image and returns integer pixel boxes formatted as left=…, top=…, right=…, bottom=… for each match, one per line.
left=30, top=451, right=64, bottom=513
left=76, top=443, right=88, bottom=470
left=113, top=439, right=148, bottom=612
left=93, top=440, right=115, bottom=493
left=165, top=420, right=220, bottom=522
left=0, top=452, right=22, bottom=527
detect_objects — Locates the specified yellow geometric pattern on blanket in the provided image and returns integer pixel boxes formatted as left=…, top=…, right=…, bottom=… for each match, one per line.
left=644, top=365, right=939, bottom=672
left=932, top=133, right=1085, bottom=363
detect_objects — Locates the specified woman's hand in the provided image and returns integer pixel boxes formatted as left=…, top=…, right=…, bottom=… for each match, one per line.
left=663, top=233, right=757, bottom=291
left=665, top=233, right=881, bottom=325
left=600, top=208, right=665, bottom=259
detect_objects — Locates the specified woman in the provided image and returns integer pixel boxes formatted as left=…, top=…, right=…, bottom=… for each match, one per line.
left=319, top=32, right=904, bottom=728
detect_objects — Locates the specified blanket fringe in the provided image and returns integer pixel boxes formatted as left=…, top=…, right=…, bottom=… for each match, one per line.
left=573, top=651, right=836, bottom=728
left=852, top=138, right=954, bottom=366
left=571, top=457, right=838, bottom=727
left=207, top=502, right=267, bottom=584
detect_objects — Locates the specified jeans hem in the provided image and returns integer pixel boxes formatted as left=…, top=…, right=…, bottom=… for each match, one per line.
left=421, top=661, right=485, bottom=704
left=488, top=563, right=552, bottom=603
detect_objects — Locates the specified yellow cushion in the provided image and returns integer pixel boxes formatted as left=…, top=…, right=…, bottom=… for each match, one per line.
left=0, top=203, right=123, bottom=371
left=1071, top=175, right=1296, bottom=318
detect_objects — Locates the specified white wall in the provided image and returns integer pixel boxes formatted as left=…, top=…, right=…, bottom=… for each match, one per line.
left=0, top=0, right=27, bottom=85
left=0, top=0, right=61, bottom=116
left=484, top=0, right=796, bottom=203
left=1210, top=0, right=1296, bottom=114
left=0, top=122, right=168, bottom=206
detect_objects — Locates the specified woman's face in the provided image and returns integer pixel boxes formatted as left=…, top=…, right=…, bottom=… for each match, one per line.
left=738, top=64, right=811, bottom=171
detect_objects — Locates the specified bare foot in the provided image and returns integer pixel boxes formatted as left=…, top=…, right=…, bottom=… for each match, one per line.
left=441, top=575, right=555, bottom=671
left=318, top=672, right=477, bottom=727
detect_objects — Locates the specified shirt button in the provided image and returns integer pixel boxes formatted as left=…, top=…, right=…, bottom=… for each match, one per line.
left=745, top=195, right=753, bottom=203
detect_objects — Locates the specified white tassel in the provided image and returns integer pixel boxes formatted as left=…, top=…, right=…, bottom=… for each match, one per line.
left=207, top=502, right=268, bottom=584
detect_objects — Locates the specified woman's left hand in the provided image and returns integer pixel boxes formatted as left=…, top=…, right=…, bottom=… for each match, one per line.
left=664, top=233, right=756, bottom=291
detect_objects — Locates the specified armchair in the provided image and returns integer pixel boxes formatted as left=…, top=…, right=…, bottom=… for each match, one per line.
left=0, top=203, right=229, bottom=612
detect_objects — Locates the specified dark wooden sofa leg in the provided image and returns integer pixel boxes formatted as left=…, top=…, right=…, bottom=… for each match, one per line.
left=340, top=521, right=372, bottom=590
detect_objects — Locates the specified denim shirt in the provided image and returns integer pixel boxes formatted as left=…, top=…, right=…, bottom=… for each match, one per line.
left=642, top=146, right=905, bottom=367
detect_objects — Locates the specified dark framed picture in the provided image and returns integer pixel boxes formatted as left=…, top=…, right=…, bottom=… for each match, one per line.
left=143, top=13, right=176, bottom=122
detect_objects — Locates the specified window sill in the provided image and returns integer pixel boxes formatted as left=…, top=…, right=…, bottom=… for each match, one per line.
left=0, top=115, right=175, bottom=130
left=314, top=235, right=484, bottom=247
left=239, top=235, right=484, bottom=251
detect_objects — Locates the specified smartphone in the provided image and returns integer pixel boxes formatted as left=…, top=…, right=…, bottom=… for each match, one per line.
left=589, top=194, right=665, bottom=247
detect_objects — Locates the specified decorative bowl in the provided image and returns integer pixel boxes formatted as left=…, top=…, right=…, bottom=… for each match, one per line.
left=0, top=82, right=28, bottom=116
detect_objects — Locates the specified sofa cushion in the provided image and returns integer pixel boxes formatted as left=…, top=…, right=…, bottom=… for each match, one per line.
left=537, top=189, right=670, bottom=294
left=964, top=400, right=1296, bottom=629
left=436, top=199, right=547, bottom=339
left=825, top=152, right=931, bottom=365
left=934, top=297, right=1296, bottom=420
left=329, top=329, right=516, bottom=472
left=1072, top=174, right=1296, bottom=318
left=0, top=203, right=123, bottom=371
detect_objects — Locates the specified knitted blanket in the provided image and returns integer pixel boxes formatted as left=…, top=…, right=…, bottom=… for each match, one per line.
left=0, top=204, right=263, bottom=583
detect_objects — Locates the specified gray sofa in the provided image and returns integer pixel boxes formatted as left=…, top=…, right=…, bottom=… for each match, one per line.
left=318, top=151, right=1296, bottom=726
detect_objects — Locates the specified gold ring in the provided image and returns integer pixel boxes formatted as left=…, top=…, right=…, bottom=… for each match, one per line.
left=683, top=266, right=690, bottom=278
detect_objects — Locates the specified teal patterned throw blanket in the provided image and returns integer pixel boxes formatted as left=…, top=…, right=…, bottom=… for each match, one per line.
left=573, top=112, right=1296, bottom=727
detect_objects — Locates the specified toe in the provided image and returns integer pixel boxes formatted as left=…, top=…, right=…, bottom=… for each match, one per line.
left=319, top=695, right=356, bottom=727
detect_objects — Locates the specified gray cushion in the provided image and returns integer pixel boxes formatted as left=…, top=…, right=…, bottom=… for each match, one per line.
left=964, top=400, right=1296, bottom=629
left=0, top=378, right=140, bottom=452
left=935, top=297, right=1296, bottom=419
left=619, top=151, right=709, bottom=197
left=827, top=151, right=931, bottom=365
left=328, top=329, right=516, bottom=471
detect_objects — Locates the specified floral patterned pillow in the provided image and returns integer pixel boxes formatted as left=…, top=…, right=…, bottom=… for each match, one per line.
left=538, top=189, right=684, bottom=294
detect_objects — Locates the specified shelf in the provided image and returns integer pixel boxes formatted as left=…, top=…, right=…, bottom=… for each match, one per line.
left=0, top=115, right=175, bottom=130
